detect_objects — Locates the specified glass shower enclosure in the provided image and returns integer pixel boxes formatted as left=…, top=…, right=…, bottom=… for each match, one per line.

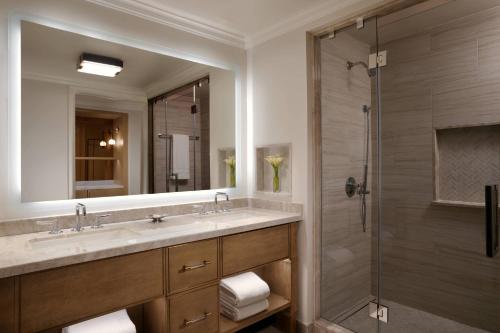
left=318, top=1, right=500, bottom=332
left=149, top=78, right=210, bottom=193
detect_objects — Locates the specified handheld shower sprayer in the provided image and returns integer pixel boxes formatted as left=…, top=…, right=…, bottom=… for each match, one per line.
left=345, top=104, right=371, bottom=232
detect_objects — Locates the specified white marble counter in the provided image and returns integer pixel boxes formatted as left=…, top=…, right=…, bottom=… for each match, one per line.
left=0, top=208, right=301, bottom=278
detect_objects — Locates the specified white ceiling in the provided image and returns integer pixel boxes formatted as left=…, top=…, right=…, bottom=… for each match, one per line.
left=87, top=0, right=353, bottom=48
left=21, top=21, right=210, bottom=93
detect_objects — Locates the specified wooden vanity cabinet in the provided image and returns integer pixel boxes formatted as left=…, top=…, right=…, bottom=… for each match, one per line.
left=222, top=225, right=290, bottom=276
left=168, top=238, right=219, bottom=293
left=2, top=222, right=297, bottom=333
left=0, top=277, right=18, bottom=333
left=169, top=285, right=219, bottom=333
left=19, top=249, right=164, bottom=333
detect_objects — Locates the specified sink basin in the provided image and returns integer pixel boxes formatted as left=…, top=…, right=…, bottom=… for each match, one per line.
left=28, top=228, right=141, bottom=251
left=25, top=209, right=280, bottom=252
left=194, top=210, right=268, bottom=224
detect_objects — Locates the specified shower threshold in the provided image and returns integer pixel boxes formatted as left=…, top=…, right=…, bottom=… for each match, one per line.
left=337, top=299, right=490, bottom=333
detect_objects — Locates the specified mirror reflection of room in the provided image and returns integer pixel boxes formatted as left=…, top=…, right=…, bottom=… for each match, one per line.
left=150, top=78, right=210, bottom=193
left=20, top=20, right=235, bottom=202
left=75, top=109, right=128, bottom=198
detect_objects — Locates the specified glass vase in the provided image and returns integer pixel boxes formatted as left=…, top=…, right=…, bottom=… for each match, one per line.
left=272, top=166, right=280, bottom=193
left=229, top=166, right=236, bottom=187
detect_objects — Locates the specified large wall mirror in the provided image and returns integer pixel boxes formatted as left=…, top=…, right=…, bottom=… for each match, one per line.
left=21, top=20, right=236, bottom=202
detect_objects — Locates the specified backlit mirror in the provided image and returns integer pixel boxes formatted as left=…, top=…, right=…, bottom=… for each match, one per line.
left=21, top=21, right=236, bottom=202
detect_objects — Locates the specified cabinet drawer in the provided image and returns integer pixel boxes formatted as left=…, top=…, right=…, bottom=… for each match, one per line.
left=222, top=225, right=290, bottom=276
left=20, top=249, right=164, bottom=333
left=169, top=285, right=219, bottom=333
left=169, top=239, right=218, bottom=293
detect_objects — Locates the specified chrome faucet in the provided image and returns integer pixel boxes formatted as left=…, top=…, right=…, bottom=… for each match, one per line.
left=214, top=192, right=230, bottom=212
left=215, top=192, right=229, bottom=205
left=73, top=203, right=87, bottom=232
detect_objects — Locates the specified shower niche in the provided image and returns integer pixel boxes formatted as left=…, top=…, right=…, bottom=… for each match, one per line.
left=434, top=124, right=500, bottom=207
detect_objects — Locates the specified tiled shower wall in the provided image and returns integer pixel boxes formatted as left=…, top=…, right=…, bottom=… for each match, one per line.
left=378, top=6, right=500, bottom=332
left=320, top=31, right=373, bottom=320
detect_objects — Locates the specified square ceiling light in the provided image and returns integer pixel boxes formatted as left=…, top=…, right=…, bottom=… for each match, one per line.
left=77, top=53, right=123, bottom=77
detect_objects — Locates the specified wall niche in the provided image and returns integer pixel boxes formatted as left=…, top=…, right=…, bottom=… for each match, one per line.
left=434, top=124, right=500, bottom=206
left=255, top=143, right=291, bottom=195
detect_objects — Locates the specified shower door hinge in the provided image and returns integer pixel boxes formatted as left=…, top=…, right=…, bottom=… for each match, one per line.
left=369, top=50, right=388, bottom=69
left=369, top=301, right=389, bottom=323
left=356, top=17, right=364, bottom=29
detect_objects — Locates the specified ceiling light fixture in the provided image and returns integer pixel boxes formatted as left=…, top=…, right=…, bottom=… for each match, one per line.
left=99, top=140, right=107, bottom=147
left=77, top=53, right=123, bottom=77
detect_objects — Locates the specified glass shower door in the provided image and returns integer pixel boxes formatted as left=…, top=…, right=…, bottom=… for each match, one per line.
left=319, top=17, right=381, bottom=333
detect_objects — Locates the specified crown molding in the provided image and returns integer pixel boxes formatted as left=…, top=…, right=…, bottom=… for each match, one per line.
left=245, top=0, right=355, bottom=48
left=85, top=0, right=369, bottom=51
left=145, top=64, right=210, bottom=98
left=85, top=0, right=246, bottom=49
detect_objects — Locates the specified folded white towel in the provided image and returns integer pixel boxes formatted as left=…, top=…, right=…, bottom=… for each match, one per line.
left=220, top=298, right=269, bottom=322
left=219, top=272, right=270, bottom=307
left=62, top=310, right=136, bottom=333
left=172, top=134, right=190, bottom=180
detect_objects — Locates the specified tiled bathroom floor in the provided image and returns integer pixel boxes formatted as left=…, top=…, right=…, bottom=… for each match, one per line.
left=339, top=300, right=490, bottom=333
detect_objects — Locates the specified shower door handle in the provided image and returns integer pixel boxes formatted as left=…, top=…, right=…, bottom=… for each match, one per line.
left=485, top=185, right=499, bottom=258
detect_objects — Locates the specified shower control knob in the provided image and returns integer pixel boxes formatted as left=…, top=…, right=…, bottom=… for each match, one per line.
left=345, top=177, right=357, bottom=198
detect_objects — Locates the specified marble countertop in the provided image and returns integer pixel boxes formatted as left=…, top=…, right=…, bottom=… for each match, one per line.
left=0, top=208, right=301, bottom=278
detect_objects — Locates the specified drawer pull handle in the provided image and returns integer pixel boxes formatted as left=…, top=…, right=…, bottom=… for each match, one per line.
left=183, top=312, right=212, bottom=327
left=180, top=260, right=211, bottom=272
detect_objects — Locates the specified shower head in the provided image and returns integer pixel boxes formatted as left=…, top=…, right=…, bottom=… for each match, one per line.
left=346, top=60, right=375, bottom=78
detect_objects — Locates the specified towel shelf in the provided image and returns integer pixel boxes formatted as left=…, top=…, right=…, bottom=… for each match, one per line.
left=219, top=293, right=291, bottom=333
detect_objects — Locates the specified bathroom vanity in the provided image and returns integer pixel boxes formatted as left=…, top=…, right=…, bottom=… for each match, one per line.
left=0, top=208, right=300, bottom=333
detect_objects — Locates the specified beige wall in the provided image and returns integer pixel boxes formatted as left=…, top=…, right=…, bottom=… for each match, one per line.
left=21, top=79, right=69, bottom=202
left=209, top=68, right=236, bottom=188
left=250, top=28, right=312, bottom=324
left=378, top=7, right=500, bottom=332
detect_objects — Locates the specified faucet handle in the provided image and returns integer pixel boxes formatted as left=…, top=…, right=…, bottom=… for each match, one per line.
left=221, top=201, right=233, bottom=213
left=93, top=214, right=110, bottom=229
left=192, top=205, right=206, bottom=215
left=37, top=219, right=62, bottom=234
